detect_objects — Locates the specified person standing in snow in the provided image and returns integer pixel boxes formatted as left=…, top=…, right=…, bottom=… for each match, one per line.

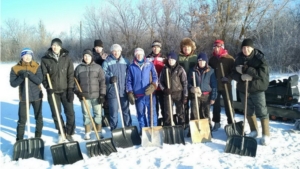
left=231, top=38, right=270, bottom=145
left=41, top=38, right=76, bottom=142
left=74, top=49, right=106, bottom=140
left=159, top=51, right=188, bottom=126
left=146, top=40, right=167, bottom=126
left=208, top=39, right=235, bottom=131
left=102, top=44, right=132, bottom=130
left=10, top=48, right=43, bottom=141
left=126, top=48, right=158, bottom=132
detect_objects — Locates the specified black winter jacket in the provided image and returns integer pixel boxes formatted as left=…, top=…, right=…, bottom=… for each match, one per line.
left=231, top=49, right=269, bottom=93
left=74, top=61, right=106, bottom=99
left=41, top=48, right=74, bottom=93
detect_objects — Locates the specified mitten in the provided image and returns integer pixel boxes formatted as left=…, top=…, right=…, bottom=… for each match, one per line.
left=221, top=76, right=229, bottom=84
left=127, top=92, right=135, bottom=105
left=145, top=83, right=156, bottom=95
left=241, top=74, right=253, bottom=81
left=47, top=88, right=54, bottom=95
left=163, top=88, right=172, bottom=95
left=110, top=76, right=117, bottom=84
left=98, top=94, right=105, bottom=104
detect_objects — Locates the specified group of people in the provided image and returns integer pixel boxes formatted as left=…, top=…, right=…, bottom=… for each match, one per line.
left=10, top=37, right=271, bottom=146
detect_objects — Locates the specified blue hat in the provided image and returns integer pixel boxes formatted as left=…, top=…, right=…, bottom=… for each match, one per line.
left=197, top=52, right=208, bottom=62
left=20, top=48, right=34, bottom=58
left=168, top=51, right=178, bottom=60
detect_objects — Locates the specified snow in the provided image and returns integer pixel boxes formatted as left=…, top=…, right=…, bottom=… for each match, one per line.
left=1, top=63, right=300, bottom=169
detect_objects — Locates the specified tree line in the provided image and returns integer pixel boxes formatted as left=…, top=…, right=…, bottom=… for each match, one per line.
left=1, top=0, right=300, bottom=72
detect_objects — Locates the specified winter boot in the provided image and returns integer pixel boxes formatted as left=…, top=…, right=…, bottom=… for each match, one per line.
left=212, top=122, right=221, bottom=132
left=260, top=118, right=270, bottom=145
left=66, top=134, right=74, bottom=142
left=246, top=115, right=258, bottom=138
left=84, top=125, right=91, bottom=140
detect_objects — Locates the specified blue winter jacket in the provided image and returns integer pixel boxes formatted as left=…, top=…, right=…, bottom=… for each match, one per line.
left=188, top=65, right=218, bottom=100
left=126, top=59, right=158, bottom=97
left=102, top=54, right=130, bottom=99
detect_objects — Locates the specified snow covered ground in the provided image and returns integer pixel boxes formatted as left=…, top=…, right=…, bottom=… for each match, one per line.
left=1, top=63, right=300, bottom=169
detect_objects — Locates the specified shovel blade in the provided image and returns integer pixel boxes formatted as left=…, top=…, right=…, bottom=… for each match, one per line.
left=13, top=138, right=44, bottom=161
left=86, top=138, right=117, bottom=157
left=224, top=135, right=257, bottom=157
left=112, top=126, right=141, bottom=148
left=50, top=141, right=83, bottom=165
left=224, top=121, right=244, bottom=137
left=163, top=126, right=185, bottom=145
left=189, top=119, right=211, bottom=143
left=141, top=126, right=163, bottom=147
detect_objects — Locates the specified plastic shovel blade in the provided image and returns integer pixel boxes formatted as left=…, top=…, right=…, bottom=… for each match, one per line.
left=224, top=135, right=257, bottom=157
left=86, top=138, right=117, bottom=157
left=13, top=138, right=44, bottom=161
left=163, top=125, right=185, bottom=145
left=112, top=126, right=141, bottom=148
left=50, top=141, right=83, bottom=165
left=224, top=121, right=244, bottom=137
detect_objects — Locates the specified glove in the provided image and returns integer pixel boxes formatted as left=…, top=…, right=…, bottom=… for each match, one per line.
left=18, top=70, right=29, bottom=79
left=76, top=92, right=83, bottom=100
left=145, top=83, right=156, bottom=95
left=242, top=65, right=248, bottom=73
left=110, top=76, right=117, bottom=84
left=128, top=92, right=135, bottom=105
left=241, top=74, right=253, bottom=81
left=98, top=94, right=105, bottom=104
left=190, top=87, right=202, bottom=97
left=67, top=88, right=74, bottom=102
left=182, top=97, right=188, bottom=104
left=235, top=65, right=243, bottom=74
left=221, top=76, right=229, bottom=84
left=163, top=88, right=172, bottom=95
left=47, top=88, right=54, bottom=95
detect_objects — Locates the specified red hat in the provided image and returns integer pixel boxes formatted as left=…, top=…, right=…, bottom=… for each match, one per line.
left=213, top=39, right=225, bottom=48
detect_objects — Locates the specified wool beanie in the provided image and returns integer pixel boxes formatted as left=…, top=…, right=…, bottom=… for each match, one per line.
left=197, top=52, right=208, bottom=62
left=152, top=40, right=162, bottom=48
left=110, top=44, right=122, bottom=52
left=51, top=38, right=62, bottom=47
left=241, top=38, right=254, bottom=48
left=83, top=49, right=93, bottom=57
left=134, top=48, right=145, bottom=57
left=20, top=48, right=34, bottom=58
left=94, top=40, right=103, bottom=47
left=213, top=39, right=225, bottom=48
left=167, top=51, right=178, bottom=60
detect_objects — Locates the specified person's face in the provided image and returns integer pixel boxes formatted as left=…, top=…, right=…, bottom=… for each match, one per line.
left=136, top=53, right=144, bottom=61
left=22, top=54, right=32, bottom=63
left=242, top=46, right=254, bottom=56
left=84, top=54, right=92, bottom=64
left=94, top=46, right=103, bottom=54
left=112, top=50, right=121, bottom=59
left=198, top=60, right=206, bottom=68
left=52, top=44, right=61, bottom=54
left=213, top=46, right=222, bottom=55
left=152, top=46, right=161, bottom=55
left=168, top=58, right=176, bottom=66
left=183, top=45, right=192, bottom=55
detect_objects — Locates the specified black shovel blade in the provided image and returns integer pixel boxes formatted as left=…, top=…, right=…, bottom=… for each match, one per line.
left=224, top=135, right=257, bottom=157
left=86, top=138, right=117, bottom=157
left=13, top=138, right=44, bottom=161
left=50, top=141, right=83, bottom=165
left=163, top=126, right=185, bottom=145
left=112, top=126, right=141, bottom=148
left=224, top=121, right=244, bottom=137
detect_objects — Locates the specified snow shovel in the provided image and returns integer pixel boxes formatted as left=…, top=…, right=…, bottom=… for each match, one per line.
left=13, top=77, right=44, bottom=161
left=74, top=78, right=117, bottom=157
left=189, top=72, right=211, bottom=143
left=111, top=82, right=141, bottom=148
left=163, top=68, right=185, bottom=145
left=47, top=74, right=83, bottom=165
left=224, top=79, right=257, bottom=157
left=219, top=63, right=243, bottom=137
left=142, top=73, right=163, bottom=147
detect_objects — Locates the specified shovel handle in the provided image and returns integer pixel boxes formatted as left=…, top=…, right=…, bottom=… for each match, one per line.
left=74, top=78, right=100, bottom=140
left=114, top=82, right=125, bottom=128
left=166, top=68, right=174, bottom=126
left=25, top=77, right=31, bottom=138
left=193, top=72, right=201, bottom=131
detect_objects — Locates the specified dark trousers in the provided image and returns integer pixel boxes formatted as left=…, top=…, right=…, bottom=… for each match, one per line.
left=155, top=90, right=165, bottom=126
left=212, top=90, right=234, bottom=124
left=183, top=95, right=191, bottom=125
left=191, top=94, right=211, bottom=121
left=239, top=91, right=268, bottom=119
left=163, top=92, right=184, bottom=126
left=17, top=100, right=43, bottom=140
left=47, top=91, right=75, bottom=135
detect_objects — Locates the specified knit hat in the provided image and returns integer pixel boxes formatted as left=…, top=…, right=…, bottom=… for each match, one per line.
left=152, top=40, right=162, bottom=48
left=213, top=39, right=225, bottom=48
left=134, top=48, right=145, bottom=57
left=51, top=38, right=62, bottom=47
left=110, top=44, right=122, bottom=52
left=20, top=48, right=34, bottom=58
left=167, top=51, right=178, bottom=60
left=83, top=49, right=93, bottom=57
left=94, top=40, right=103, bottom=47
left=197, top=52, right=208, bottom=62
left=241, top=38, right=254, bottom=48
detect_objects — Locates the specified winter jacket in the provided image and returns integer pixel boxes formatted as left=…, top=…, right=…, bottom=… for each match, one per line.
left=146, top=52, right=167, bottom=91
left=126, top=59, right=158, bottom=97
left=231, top=49, right=269, bottom=93
left=74, top=61, right=106, bottom=99
left=41, top=48, right=74, bottom=93
left=178, top=53, right=198, bottom=75
left=93, top=49, right=108, bottom=66
left=10, top=60, right=43, bottom=102
left=188, top=65, right=218, bottom=100
left=102, top=54, right=130, bottom=99
left=159, top=62, right=188, bottom=97
left=209, top=54, right=235, bottom=91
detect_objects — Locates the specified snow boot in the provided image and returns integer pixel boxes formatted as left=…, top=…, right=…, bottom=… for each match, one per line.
left=246, top=115, right=258, bottom=138
left=84, top=125, right=91, bottom=140
left=212, top=122, right=221, bottom=132
left=261, top=118, right=270, bottom=145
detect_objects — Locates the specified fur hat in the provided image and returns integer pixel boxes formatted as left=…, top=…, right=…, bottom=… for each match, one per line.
left=110, top=44, right=122, bottom=52
left=152, top=40, right=162, bottom=48
left=134, top=48, right=145, bottom=57
left=51, top=38, right=62, bottom=47
left=167, top=51, right=178, bottom=60
left=94, top=40, right=103, bottom=47
left=20, top=48, right=34, bottom=58
left=180, top=38, right=196, bottom=53
left=83, top=49, right=93, bottom=57
left=241, top=38, right=254, bottom=48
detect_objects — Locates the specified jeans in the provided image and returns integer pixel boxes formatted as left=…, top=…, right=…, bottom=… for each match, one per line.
left=81, top=98, right=102, bottom=125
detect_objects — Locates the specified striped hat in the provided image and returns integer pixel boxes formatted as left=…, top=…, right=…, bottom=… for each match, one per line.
left=20, top=48, right=34, bottom=58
